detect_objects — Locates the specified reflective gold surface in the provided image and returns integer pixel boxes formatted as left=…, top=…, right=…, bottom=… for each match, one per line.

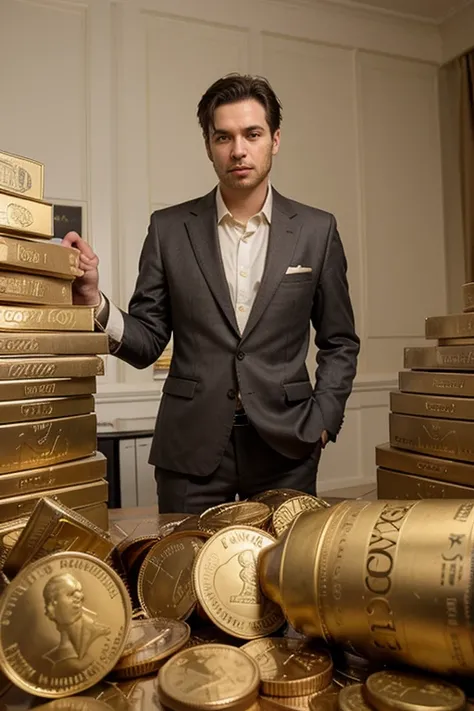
left=404, top=346, right=474, bottom=370
left=398, top=370, right=474, bottom=397
left=364, top=671, right=465, bottom=711
left=0, top=551, right=131, bottom=697
left=272, top=496, right=328, bottom=538
left=198, top=502, right=272, bottom=533
left=113, top=619, right=190, bottom=678
left=425, top=313, right=474, bottom=339
left=375, top=443, right=474, bottom=487
left=259, top=500, right=474, bottom=674
left=241, top=637, right=333, bottom=696
left=0, top=305, right=94, bottom=332
left=389, top=412, right=474, bottom=462
left=0, top=376, right=96, bottom=401
left=0, top=393, right=94, bottom=425
left=0, top=413, right=97, bottom=475
left=0, top=332, right=108, bottom=356
left=377, top=467, right=474, bottom=499
left=0, top=270, right=72, bottom=306
left=390, top=390, right=474, bottom=420
left=0, top=233, right=80, bottom=279
left=0, top=150, right=44, bottom=200
left=193, top=525, right=285, bottom=639
left=157, top=644, right=260, bottom=711
left=0, top=356, right=104, bottom=380
left=462, top=282, right=474, bottom=311
left=0, top=192, right=52, bottom=238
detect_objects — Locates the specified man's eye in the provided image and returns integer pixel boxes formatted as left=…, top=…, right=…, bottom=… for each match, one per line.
left=249, top=133, right=260, bottom=139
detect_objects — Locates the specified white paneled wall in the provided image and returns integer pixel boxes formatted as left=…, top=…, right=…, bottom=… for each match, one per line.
left=1, top=0, right=454, bottom=492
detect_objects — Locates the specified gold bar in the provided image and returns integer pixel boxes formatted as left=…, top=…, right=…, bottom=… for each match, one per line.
left=399, top=370, right=474, bottom=397
left=0, top=376, right=96, bottom=401
left=0, top=233, right=80, bottom=279
left=377, top=467, right=474, bottom=500
left=390, top=390, right=474, bottom=420
left=0, top=331, right=108, bottom=356
left=375, top=443, right=474, bottom=487
left=0, top=518, right=28, bottom=568
left=438, top=338, right=474, bottom=345
left=0, top=451, right=106, bottom=500
left=425, top=313, right=474, bottom=339
left=3, top=496, right=113, bottom=579
left=0, top=412, right=97, bottom=474
left=0, top=270, right=72, bottom=306
left=389, top=412, right=474, bottom=462
left=0, top=150, right=44, bottom=200
left=0, top=394, right=93, bottom=425
left=0, top=478, right=108, bottom=523
left=0, top=355, right=104, bottom=380
left=77, top=502, right=109, bottom=531
left=404, top=345, right=474, bottom=370
left=0, top=304, right=93, bottom=331
left=0, top=192, right=52, bottom=238
left=462, top=282, right=474, bottom=312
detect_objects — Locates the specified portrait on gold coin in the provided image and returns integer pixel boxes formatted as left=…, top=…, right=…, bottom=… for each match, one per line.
left=41, top=572, right=110, bottom=674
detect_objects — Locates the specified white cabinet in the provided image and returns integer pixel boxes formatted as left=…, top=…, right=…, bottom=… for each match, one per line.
left=118, top=436, right=157, bottom=508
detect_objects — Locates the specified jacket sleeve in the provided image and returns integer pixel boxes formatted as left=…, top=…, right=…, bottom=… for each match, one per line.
left=310, top=214, right=360, bottom=440
left=111, top=212, right=172, bottom=369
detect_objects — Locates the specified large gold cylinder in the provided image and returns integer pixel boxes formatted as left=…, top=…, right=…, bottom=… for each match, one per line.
left=258, top=499, right=474, bottom=676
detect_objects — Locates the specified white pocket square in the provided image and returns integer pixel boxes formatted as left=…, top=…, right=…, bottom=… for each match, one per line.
left=286, top=265, right=312, bottom=274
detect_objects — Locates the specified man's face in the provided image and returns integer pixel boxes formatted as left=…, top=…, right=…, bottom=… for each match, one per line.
left=52, top=577, right=84, bottom=625
left=206, top=99, right=280, bottom=192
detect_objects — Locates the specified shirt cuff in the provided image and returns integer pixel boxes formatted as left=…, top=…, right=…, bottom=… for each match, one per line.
left=107, top=300, right=125, bottom=343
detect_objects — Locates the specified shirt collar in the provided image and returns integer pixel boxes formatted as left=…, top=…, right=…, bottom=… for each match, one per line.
left=216, top=184, right=273, bottom=225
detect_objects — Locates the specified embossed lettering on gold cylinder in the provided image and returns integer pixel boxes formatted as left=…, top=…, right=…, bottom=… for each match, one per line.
left=0, top=332, right=108, bottom=356
left=0, top=304, right=94, bottom=331
left=398, top=370, right=474, bottom=398
left=376, top=467, right=474, bottom=500
left=258, top=499, right=474, bottom=675
left=0, top=356, right=104, bottom=380
left=0, top=150, right=44, bottom=199
left=0, top=192, right=52, bottom=238
left=404, top=346, right=474, bottom=370
left=0, top=233, right=80, bottom=278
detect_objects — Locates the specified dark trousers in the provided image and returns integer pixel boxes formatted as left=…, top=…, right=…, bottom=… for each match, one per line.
left=155, top=418, right=322, bottom=514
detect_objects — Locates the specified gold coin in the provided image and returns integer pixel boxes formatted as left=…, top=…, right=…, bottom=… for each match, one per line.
left=122, top=617, right=180, bottom=657
left=157, top=643, right=260, bottom=711
left=184, top=625, right=243, bottom=649
left=80, top=680, right=132, bottom=709
left=198, top=502, right=272, bottom=533
left=309, top=690, right=340, bottom=711
left=339, top=684, right=374, bottom=711
left=29, top=699, right=115, bottom=710
left=365, top=672, right=466, bottom=711
left=117, top=675, right=162, bottom=710
left=260, top=693, right=315, bottom=710
left=250, top=489, right=303, bottom=507
left=241, top=638, right=333, bottom=696
left=137, top=532, right=205, bottom=620
left=0, top=551, right=131, bottom=698
left=272, top=496, right=328, bottom=537
left=113, top=618, right=190, bottom=678
left=193, top=525, right=285, bottom=639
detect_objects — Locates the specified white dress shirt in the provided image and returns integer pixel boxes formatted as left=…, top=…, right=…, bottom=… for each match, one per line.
left=96, top=186, right=272, bottom=341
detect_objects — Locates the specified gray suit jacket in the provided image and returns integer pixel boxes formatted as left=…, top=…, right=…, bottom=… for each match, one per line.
left=111, top=188, right=359, bottom=476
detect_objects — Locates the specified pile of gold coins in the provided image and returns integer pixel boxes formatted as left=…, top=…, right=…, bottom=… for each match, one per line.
left=0, top=148, right=109, bottom=532
left=0, top=492, right=473, bottom=711
left=376, top=280, right=474, bottom=500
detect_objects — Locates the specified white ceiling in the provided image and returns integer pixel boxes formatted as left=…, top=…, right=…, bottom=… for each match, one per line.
left=319, top=0, right=474, bottom=22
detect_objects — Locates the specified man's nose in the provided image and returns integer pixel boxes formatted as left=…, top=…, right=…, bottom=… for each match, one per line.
left=231, top=138, right=247, bottom=159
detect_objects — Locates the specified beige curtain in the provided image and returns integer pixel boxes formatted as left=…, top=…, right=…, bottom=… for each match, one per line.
left=460, top=51, right=474, bottom=281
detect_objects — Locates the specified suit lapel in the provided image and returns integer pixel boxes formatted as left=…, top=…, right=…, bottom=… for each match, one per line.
left=185, top=189, right=240, bottom=337
left=241, top=190, right=301, bottom=342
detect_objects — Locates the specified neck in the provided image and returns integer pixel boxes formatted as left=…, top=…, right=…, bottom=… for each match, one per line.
left=219, top=179, right=269, bottom=223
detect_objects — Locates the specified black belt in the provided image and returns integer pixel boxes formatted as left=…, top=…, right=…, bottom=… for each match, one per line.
left=233, top=408, right=249, bottom=426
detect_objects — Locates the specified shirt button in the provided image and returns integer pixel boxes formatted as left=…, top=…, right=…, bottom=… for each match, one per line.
left=237, top=351, right=245, bottom=361
left=227, top=389, right=236, bottom=400
left=240, top=270, right=247, bottom=278
left=238, top=305, right=245, bottom=312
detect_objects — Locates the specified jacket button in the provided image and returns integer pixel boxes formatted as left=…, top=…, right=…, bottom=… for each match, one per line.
left=227, top=389, right=236, bottom=399
left=237, top=351, right=245, bottom=361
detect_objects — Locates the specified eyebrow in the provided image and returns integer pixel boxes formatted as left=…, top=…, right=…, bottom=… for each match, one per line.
left=212, top=124, right=266, bottom=136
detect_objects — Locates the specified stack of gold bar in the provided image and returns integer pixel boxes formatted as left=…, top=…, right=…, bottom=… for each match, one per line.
left=0, top=149, right=109, bottom=531
left=376, top=281, right=474, bottom=499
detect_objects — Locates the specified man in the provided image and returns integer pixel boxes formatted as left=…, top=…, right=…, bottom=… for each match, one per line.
left=63, top=74, right=359, bottom=514
left=42, top=573, right=110, bottom=674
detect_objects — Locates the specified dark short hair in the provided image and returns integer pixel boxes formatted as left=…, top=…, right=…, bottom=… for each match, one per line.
left=197, top=73, right=282, bottom=141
